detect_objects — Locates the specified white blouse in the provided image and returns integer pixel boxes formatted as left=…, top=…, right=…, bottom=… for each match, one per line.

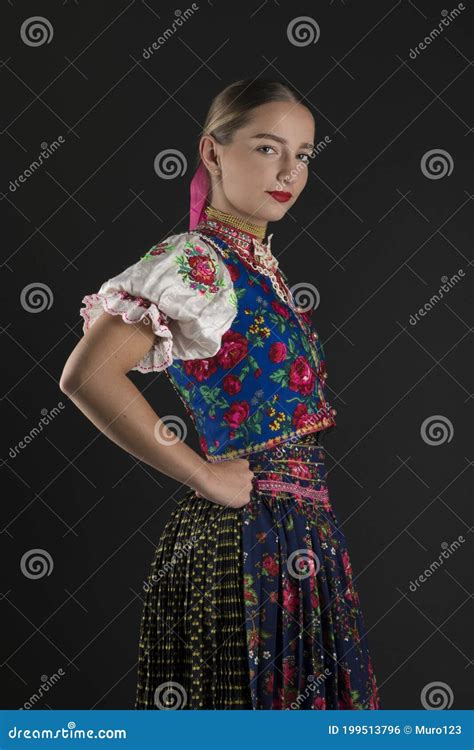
left=79, top=231, right=238, bottom=373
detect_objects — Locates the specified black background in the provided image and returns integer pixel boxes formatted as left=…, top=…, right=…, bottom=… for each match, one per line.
left=1, top=0, right=472, bottom=710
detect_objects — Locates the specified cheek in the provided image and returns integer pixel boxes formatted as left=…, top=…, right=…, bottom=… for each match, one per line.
left=236, top=156, right=261, bottom=179
left=296, top=168, right=309, bottom=193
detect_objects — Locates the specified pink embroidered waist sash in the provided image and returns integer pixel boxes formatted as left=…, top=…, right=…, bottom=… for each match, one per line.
left=245, top=432, right=330, bottom=505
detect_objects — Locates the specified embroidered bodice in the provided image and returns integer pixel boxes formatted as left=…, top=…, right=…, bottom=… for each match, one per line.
left=80, top=210, right=337, bottom=462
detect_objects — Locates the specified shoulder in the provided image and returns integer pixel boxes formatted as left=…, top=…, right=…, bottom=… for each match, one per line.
left=80, top=229, right=238, bottom=372
left=96, top=230, right=234, bottom=303
left=138, top=230, right=231, bottom=295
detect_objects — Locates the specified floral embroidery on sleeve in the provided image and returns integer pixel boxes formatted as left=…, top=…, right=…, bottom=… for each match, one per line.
left=141, top=238, right=233, bottom=300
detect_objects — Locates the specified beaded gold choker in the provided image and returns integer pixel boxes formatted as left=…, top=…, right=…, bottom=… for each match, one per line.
left=205, top=204, right=267, bottom=241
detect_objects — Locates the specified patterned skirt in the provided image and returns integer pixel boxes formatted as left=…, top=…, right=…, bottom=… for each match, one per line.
left=135, top=431, right=381, bottom=710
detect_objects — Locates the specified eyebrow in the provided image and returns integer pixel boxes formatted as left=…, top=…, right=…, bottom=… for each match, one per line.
left=250, top=132, right=314, bottom=150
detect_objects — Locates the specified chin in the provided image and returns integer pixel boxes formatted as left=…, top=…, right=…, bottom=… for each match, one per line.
left=253, top=195, right=283, bottom=217
left=264, top=201, right=292, bottom=221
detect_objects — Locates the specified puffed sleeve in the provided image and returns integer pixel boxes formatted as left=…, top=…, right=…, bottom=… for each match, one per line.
left=79, top=232, right=238, bottom=373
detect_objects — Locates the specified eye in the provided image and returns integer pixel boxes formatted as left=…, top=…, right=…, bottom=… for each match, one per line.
left=298, top=153, right=311, bottom=165
left=257, top=145, right=277, bottom=155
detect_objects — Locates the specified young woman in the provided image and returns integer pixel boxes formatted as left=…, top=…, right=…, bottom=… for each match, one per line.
left=60, top=78, right=380, bottom=710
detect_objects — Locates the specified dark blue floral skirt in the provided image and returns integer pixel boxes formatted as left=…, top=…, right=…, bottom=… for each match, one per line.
left=135, top=431, right=380, bottom=710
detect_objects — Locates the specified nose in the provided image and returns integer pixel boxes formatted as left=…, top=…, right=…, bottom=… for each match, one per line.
left=276, top=158, right=302, bottom=189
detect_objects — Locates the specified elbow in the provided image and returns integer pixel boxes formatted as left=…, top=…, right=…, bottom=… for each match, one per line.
left=59, top=369, right=78, bottom=396
left=59, top=361, right=86, bottom=396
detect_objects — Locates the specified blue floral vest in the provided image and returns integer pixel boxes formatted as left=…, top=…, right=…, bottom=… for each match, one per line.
left=163, top=229, right=337, bottom=462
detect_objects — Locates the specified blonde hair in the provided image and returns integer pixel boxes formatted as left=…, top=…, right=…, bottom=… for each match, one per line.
left=194, top=78, right=304, bottom=170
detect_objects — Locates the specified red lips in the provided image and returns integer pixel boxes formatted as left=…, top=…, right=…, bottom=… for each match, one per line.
left=266, top=191, right=292, bottom=203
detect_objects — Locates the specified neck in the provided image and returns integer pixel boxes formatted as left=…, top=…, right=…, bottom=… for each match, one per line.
left=204, top=204, right=267, bottom=241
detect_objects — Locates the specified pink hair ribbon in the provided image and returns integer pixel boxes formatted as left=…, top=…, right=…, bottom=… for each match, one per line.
left=189, top=161, right=210, bottom=230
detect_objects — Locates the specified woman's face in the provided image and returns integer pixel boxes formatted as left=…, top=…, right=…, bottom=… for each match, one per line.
left=204, top=100, right=316, bottom=225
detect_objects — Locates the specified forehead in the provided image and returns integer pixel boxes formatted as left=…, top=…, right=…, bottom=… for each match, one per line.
left=239, top=100, right=315, bottom=142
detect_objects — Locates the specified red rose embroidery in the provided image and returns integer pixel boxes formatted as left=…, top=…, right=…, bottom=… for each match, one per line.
left=188, top=254, right=217, bottom=286
left=282, top=577, right=299, bottom=614
left=288, top=355, right=316, bottom=395
left=269, top=342, right=287, bottom=363
left=216, top=330, right=249, bottom=369
left=297, top=412, right=321, bottom=430
left=262, top=554, right=279, bottom=577
left=184, top=357, right=218, bottom=382
left=149, top=245, right=168, bottom=257
left=226, top=263, right=240, bottom=282
left=299, top=309, right=313, bottom=324
left=292, top=403, right=308, bottom=427
left=342, top=550, right=353, bottom=577
left=271, top=300, right=291, bottom=319
left=313, top=695, right=326, bottom=709
left=224, top=401, right=250, bottom=428
left=222, top=374, right=242, bottom=395
left=310, top=589, right=319, bottom=609
left=288, top=459, right=312, bottom=479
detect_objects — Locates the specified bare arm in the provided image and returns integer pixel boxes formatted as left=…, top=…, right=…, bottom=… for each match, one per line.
left=60, top=312, right=253, bottom=507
